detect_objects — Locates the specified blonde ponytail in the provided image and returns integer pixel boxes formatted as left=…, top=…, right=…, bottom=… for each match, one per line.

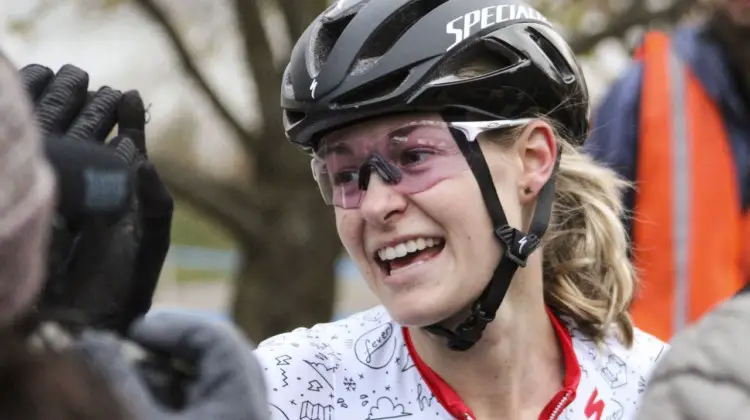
left=457, top=62, right=636, bottom=345
left=542, top=141, right=635, bottom=346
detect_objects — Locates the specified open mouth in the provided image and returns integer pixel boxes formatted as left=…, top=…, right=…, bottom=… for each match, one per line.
left=375, top=237, right=446, bottom=276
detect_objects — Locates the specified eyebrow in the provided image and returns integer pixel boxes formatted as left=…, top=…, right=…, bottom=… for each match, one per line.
left=319, top=121, right=439, bottom=156
left=318, top=140, right=354, bottom=159
left=389, top=125, right=422, bottom=139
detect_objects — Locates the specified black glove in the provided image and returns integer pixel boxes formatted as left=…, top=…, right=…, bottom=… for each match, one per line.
left=20, top=64, right=174, bottom=334
left=21, top=63, right=120, bottom=142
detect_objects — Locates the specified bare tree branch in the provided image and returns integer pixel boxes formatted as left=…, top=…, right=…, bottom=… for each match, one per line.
left=132, top=0, right=255, bottom=147
left=233, top=0, right=280, bottom=143
left=277, top=0, right=305, bottom=42
left=569, top=0, right=699, bottom=54
left=277, top=0, right=328, bottom=41
left=152, top=156, right=266, bottom=245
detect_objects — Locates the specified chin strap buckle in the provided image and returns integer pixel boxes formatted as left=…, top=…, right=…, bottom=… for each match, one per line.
left=425, top=301, right=495, bottom=351
left=494, top=225, right=540, bottom=268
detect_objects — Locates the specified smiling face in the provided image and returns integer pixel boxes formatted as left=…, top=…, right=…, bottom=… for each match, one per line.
left=319, top=113, right=556, bottom=326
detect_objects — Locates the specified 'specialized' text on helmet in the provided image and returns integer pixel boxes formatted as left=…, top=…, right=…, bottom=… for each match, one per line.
left=281, top=0, right=590, bottom=152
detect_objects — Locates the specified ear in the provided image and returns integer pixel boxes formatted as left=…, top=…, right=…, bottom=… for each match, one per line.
left=516, top=121, right=557, bottom=205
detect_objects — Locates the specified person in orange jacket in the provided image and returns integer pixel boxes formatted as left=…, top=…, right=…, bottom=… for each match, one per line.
left=584, top=0, right=750, bottom=342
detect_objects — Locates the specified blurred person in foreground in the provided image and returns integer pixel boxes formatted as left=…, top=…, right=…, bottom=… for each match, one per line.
left=0, top=51, right=269, bottom=420
left=254, top=1, right=667, bottom=419
left=0, top=49, right=128, bottom=420
left=584, top=0, right=750, bottom=342
left=636, top=284, right=750, bottom=419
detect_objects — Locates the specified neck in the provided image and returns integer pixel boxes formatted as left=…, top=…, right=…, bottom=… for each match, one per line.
left=407, top=264, right=564, bottom=420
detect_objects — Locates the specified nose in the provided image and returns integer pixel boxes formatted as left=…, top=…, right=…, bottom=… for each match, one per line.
left=359, top=173, right=408, bottom=226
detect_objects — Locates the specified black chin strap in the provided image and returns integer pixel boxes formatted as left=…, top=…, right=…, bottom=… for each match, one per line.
left=423, top=130, right=560, bottom=351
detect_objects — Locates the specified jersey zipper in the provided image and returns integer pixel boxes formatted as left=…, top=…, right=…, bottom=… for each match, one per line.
left=547, top=390, right=572, bottom=419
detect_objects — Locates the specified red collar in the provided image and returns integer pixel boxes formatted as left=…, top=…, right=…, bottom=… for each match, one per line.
left=402, top=307, right=580, bottom=419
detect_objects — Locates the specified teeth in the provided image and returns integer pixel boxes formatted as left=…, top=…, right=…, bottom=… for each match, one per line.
left=395, top=243, right=407, bottom=258
left=377, top=237, right=443, bottom=262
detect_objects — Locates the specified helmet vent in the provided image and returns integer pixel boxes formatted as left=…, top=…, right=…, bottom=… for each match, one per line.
left=282, top=67, right=295, bottom=99
left=284, top=110, right=307, bottom=126
left=312, top=13, right=357, bottom=74
left=526, top=26, right=576, bottom=83
left=333, top=68, right=411, bottom=106
left=429, top=39, right=518, bottom=84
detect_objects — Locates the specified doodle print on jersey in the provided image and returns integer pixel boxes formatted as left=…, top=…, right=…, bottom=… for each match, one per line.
left=601, top=354, right=628, bottom=389
left=308, top=380, right=324, bottom=392
left=397, top=343, right=416, bottom=372
left=269, top=404, right=290, bottom=420
left=637, top=375, right=648, bottom=395
left=608, top=399, right=625, bottom=420
left=255, top=306, right=667, bottom=420
left=417, top=383, right=436, bottom=410
left=355, top=323, right=397, bottom=369
left=300, top=401, right=334, bottom=420
left=366, top=396, right=412, bottom=419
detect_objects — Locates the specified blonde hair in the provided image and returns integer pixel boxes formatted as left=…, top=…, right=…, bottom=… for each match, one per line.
left=488, top=124, right=636, bottom=348
left=488, top=117, right=636, bottom=346
left=543, top=137, right=635, bottom=346
left=486, top=122, right=635, bottom=346
left=454, top=64, right=635, bottom=346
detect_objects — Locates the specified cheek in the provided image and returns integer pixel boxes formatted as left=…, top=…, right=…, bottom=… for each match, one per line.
left=415, top=177, right=502, bottom=300
left=336, top=210, right=380, bottom=286
left=414, top=174, right=497, bottom=252
left=485, top=157, right=524, bottom=228
left=335, top=210, right=360, bottom=256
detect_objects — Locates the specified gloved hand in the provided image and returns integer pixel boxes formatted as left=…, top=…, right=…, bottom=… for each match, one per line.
left=21, top=63, right=120, bottom=142
left=20, top=63, right=173, bottom=334
left=73, top=313, right=270, bottom=420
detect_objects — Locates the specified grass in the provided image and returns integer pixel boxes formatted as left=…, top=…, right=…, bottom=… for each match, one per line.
left=174, top=268, right=230, bottom=283
left=170, top=199, right=236, bottom=249
left=165, top=200, right=238, bottom=284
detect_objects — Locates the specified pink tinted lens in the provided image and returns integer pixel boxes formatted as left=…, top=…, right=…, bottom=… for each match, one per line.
left=312, top=121, right=470, bottom=208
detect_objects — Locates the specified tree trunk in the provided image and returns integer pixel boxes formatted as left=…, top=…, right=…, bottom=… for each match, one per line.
left=230, top=178, right=343, bottom=342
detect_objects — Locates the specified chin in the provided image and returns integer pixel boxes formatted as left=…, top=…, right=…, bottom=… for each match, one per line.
left=381, top=295, right=463, bottom=327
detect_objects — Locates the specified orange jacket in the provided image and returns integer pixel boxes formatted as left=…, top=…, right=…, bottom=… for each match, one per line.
left=630, top=31, right=750, bottom=341
left=587, top=29, right=750, bottom=341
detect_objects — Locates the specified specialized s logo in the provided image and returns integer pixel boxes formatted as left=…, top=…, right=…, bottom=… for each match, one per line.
left=310, top=79, right=318, bottom=99
left=445, top=4, right=549, bottom=51
left=518, top=236, right=528, bottom=253
left=584, top=388, right=605, bottom=420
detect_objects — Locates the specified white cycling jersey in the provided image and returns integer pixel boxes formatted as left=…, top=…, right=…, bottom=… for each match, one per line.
left=255, top=306, right=667, bottom=420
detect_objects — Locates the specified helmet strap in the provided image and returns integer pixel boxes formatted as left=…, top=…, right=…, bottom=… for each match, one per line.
left=423, top=132, right=560, bottom=351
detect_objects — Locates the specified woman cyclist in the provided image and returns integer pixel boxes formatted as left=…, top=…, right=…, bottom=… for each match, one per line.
left=256, top=0, right=667, bottom=418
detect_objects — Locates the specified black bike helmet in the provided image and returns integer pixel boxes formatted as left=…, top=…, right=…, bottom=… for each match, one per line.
left=281, top=0, right=590, bottom=350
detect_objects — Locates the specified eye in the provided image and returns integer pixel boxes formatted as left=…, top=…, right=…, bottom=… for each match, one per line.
left=398, top=149, right=434, bottom=166
left=333, top=170, right=358, bottom=185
